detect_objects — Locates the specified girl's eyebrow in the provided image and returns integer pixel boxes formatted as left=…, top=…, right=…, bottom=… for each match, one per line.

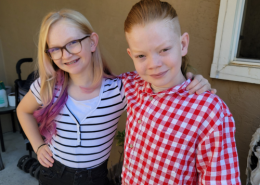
left=48, top=36, right=78, bottom=48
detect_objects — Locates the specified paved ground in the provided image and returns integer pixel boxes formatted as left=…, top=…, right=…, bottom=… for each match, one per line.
left=0, top=132, right=38, bottom=185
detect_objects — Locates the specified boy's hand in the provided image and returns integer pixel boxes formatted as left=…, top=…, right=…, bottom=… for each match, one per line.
left=186, top=72, right=217, bottom=95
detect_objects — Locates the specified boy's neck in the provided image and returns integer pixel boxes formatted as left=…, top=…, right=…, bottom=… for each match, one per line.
left=151, top=75, right=186, bottom=93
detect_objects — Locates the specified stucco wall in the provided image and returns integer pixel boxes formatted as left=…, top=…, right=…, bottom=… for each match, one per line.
left=1, top=0, right=259, bottom=183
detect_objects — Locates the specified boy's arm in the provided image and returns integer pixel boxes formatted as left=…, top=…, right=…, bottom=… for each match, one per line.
left=186, top=72, right=216, bottom=95
left=196, top=106, right=241, bottom=185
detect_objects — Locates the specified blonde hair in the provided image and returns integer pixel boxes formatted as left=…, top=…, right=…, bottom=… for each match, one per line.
left=38, top=9, right=112, bottom=107
left=124, top=0, right=188, bottom=75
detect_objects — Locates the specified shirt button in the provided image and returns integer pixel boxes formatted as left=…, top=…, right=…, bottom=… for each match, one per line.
left=129, top=144, right=133, bottom=148
left=149, top=97, right=153, bottom=101
left=124, top=165, right=127, bottom=169
left=138, top=120, right=141, bottom=124
left=78, top=132, right=80, bottom=135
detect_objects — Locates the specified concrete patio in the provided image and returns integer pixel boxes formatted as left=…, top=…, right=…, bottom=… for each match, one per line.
left=0, top=131, right=38, bottom=185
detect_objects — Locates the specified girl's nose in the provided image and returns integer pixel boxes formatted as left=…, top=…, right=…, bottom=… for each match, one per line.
left=62, top=48, right=73, bottom=59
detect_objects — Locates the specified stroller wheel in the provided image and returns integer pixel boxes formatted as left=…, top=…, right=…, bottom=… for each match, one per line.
left=22, top=157, right=37, bottom=173
left=34, top=165, right=41, bottom=180
left=17, top=155, right=30, bottom=170
left=29, top=161, right=40, bottom=177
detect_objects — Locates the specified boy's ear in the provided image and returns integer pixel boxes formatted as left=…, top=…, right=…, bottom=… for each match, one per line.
left=90, top=32, right=99, bottom=52
left=127, top=48, right=133, bottom=59
left=181, top=32, right=189, bottom=57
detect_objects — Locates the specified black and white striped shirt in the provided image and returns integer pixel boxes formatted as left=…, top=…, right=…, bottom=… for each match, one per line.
left=30, top=77, right=127, bottom=168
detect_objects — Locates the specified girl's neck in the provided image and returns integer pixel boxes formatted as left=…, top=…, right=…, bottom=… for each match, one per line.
left=69, top=71, right=93, bottom=88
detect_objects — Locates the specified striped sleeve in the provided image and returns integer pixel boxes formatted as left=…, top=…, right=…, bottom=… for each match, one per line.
left=116, top=78, right=127, bottom=111
left=30, top=78, right=42, bottom=105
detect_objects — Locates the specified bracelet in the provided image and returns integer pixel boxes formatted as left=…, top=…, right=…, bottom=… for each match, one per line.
left=36, top=143, right=46, bottom=154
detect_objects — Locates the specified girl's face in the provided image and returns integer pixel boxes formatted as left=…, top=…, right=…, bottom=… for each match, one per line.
left=126, top=19, right=189, bottom=91
left=47, top=19, right=97, bottom=76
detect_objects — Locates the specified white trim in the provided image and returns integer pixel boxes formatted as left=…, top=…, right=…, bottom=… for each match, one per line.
left=210, top=0, right=260, bottom=84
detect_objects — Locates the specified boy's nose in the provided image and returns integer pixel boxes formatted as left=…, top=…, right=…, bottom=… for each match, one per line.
left=148, top=56, right=162, bottom=69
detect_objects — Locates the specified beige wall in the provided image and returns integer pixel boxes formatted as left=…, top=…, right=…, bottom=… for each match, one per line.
left=1, top=0, right=259, bottom=183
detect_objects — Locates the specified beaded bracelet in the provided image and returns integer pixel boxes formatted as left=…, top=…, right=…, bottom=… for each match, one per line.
left=36, top=143, right=46, bottom=155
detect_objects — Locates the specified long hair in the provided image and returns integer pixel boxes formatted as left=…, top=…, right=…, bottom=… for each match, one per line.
left=34, top=9, right=113, bottom=143
left=124, top=0, right=188, bottom=75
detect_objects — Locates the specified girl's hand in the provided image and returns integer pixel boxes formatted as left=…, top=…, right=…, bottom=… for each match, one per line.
left=37, top=144, right=54, bottom=168
left=186, top=72, right=217, bottom=95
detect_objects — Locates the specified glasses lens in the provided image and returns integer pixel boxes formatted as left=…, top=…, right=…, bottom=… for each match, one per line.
left=66, top=40, right=81, bottom=54
left=47, top=48, right=62, bottom=60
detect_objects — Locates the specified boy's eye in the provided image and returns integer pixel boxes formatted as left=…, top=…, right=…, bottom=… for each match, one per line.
left=137, top=55, right=145, bottom=58
left=162, top=48, right=169, bottom=52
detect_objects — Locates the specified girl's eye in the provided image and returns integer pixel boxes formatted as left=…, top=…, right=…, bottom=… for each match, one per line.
left=67, top=40, right=78, bottom=46
left=49, top=48, right=60, bottom=53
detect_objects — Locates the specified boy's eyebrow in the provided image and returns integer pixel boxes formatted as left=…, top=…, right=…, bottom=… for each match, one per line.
left=131, top=41, right=173, bottom=53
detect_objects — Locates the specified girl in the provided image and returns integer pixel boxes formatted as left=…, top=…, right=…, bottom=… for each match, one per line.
left=17, top=9, right=213, bottom=185
left=120, top=0, right=241, bottom=184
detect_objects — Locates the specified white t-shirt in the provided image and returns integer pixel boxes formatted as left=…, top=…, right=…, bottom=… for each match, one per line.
left=67, top=95, right=99, bottom=123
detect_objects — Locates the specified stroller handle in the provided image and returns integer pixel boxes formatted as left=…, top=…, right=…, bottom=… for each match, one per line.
left=16, top=58, right=33, bottom=80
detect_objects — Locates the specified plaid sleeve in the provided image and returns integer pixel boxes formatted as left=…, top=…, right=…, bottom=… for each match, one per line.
left=117, top=71, right=137, bottom=84
left=196, top=100, right=241, bottom=185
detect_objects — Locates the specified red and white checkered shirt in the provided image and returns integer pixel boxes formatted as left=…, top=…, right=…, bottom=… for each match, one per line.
left=120, top=71, right=241, bottom=185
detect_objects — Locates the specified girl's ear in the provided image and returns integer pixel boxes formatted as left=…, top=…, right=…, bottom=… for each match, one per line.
left=180, top=32, right=189, bottom=57
left=90, top=32, right=99, bottom=52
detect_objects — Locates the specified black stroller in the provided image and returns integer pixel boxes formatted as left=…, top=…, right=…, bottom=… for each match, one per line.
left=14, top=58, right=41, bottom=179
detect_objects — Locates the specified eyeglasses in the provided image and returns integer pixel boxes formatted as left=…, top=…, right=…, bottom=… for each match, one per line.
left=45, top=35, right=91, bottom=60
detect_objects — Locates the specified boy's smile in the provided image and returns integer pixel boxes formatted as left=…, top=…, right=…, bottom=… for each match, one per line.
left=126, top=18, right=189, bottom=93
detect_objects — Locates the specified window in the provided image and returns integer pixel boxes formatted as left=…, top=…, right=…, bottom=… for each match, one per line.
left=210, top=0, right=260, bottom=84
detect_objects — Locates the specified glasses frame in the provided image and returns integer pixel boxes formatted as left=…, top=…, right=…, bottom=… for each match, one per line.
left=45, top=34, right=91, bottom=60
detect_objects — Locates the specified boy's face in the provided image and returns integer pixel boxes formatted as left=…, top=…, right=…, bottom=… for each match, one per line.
left=126, top=19, right=189, bottom=92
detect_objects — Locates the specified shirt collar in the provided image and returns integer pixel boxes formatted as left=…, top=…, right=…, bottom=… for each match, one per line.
left=142, top=79, right=192, bottom=96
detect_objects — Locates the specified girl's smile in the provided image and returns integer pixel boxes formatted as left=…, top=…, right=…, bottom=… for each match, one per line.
left=64, top=58, right=80, bottom=65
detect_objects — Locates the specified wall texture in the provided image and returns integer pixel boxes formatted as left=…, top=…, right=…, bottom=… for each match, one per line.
left=1, top=0, right=259, bottom=183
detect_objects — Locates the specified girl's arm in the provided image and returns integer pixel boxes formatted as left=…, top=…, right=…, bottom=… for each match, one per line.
left=17, top=90, right=54, bottom=168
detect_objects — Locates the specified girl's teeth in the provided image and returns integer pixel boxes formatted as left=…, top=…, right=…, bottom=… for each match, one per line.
left=67, top=60, right=77, bottom=65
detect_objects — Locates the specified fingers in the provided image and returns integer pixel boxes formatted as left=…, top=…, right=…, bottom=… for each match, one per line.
left=186, top=73, right=216, bottom=95
left=186, top=74, right=204, bottom=93
left=185, top=72, right=194, bottom=80
left=211, top=88, right=217, bottom=94
left=37, top=145, right=54, bottom=168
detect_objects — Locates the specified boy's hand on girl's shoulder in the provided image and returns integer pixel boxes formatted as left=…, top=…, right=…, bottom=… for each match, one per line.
left=186, top=72, right=217, bottom=95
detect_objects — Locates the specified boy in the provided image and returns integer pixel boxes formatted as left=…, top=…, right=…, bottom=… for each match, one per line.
left=119, top=0, right=241, bottom=184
